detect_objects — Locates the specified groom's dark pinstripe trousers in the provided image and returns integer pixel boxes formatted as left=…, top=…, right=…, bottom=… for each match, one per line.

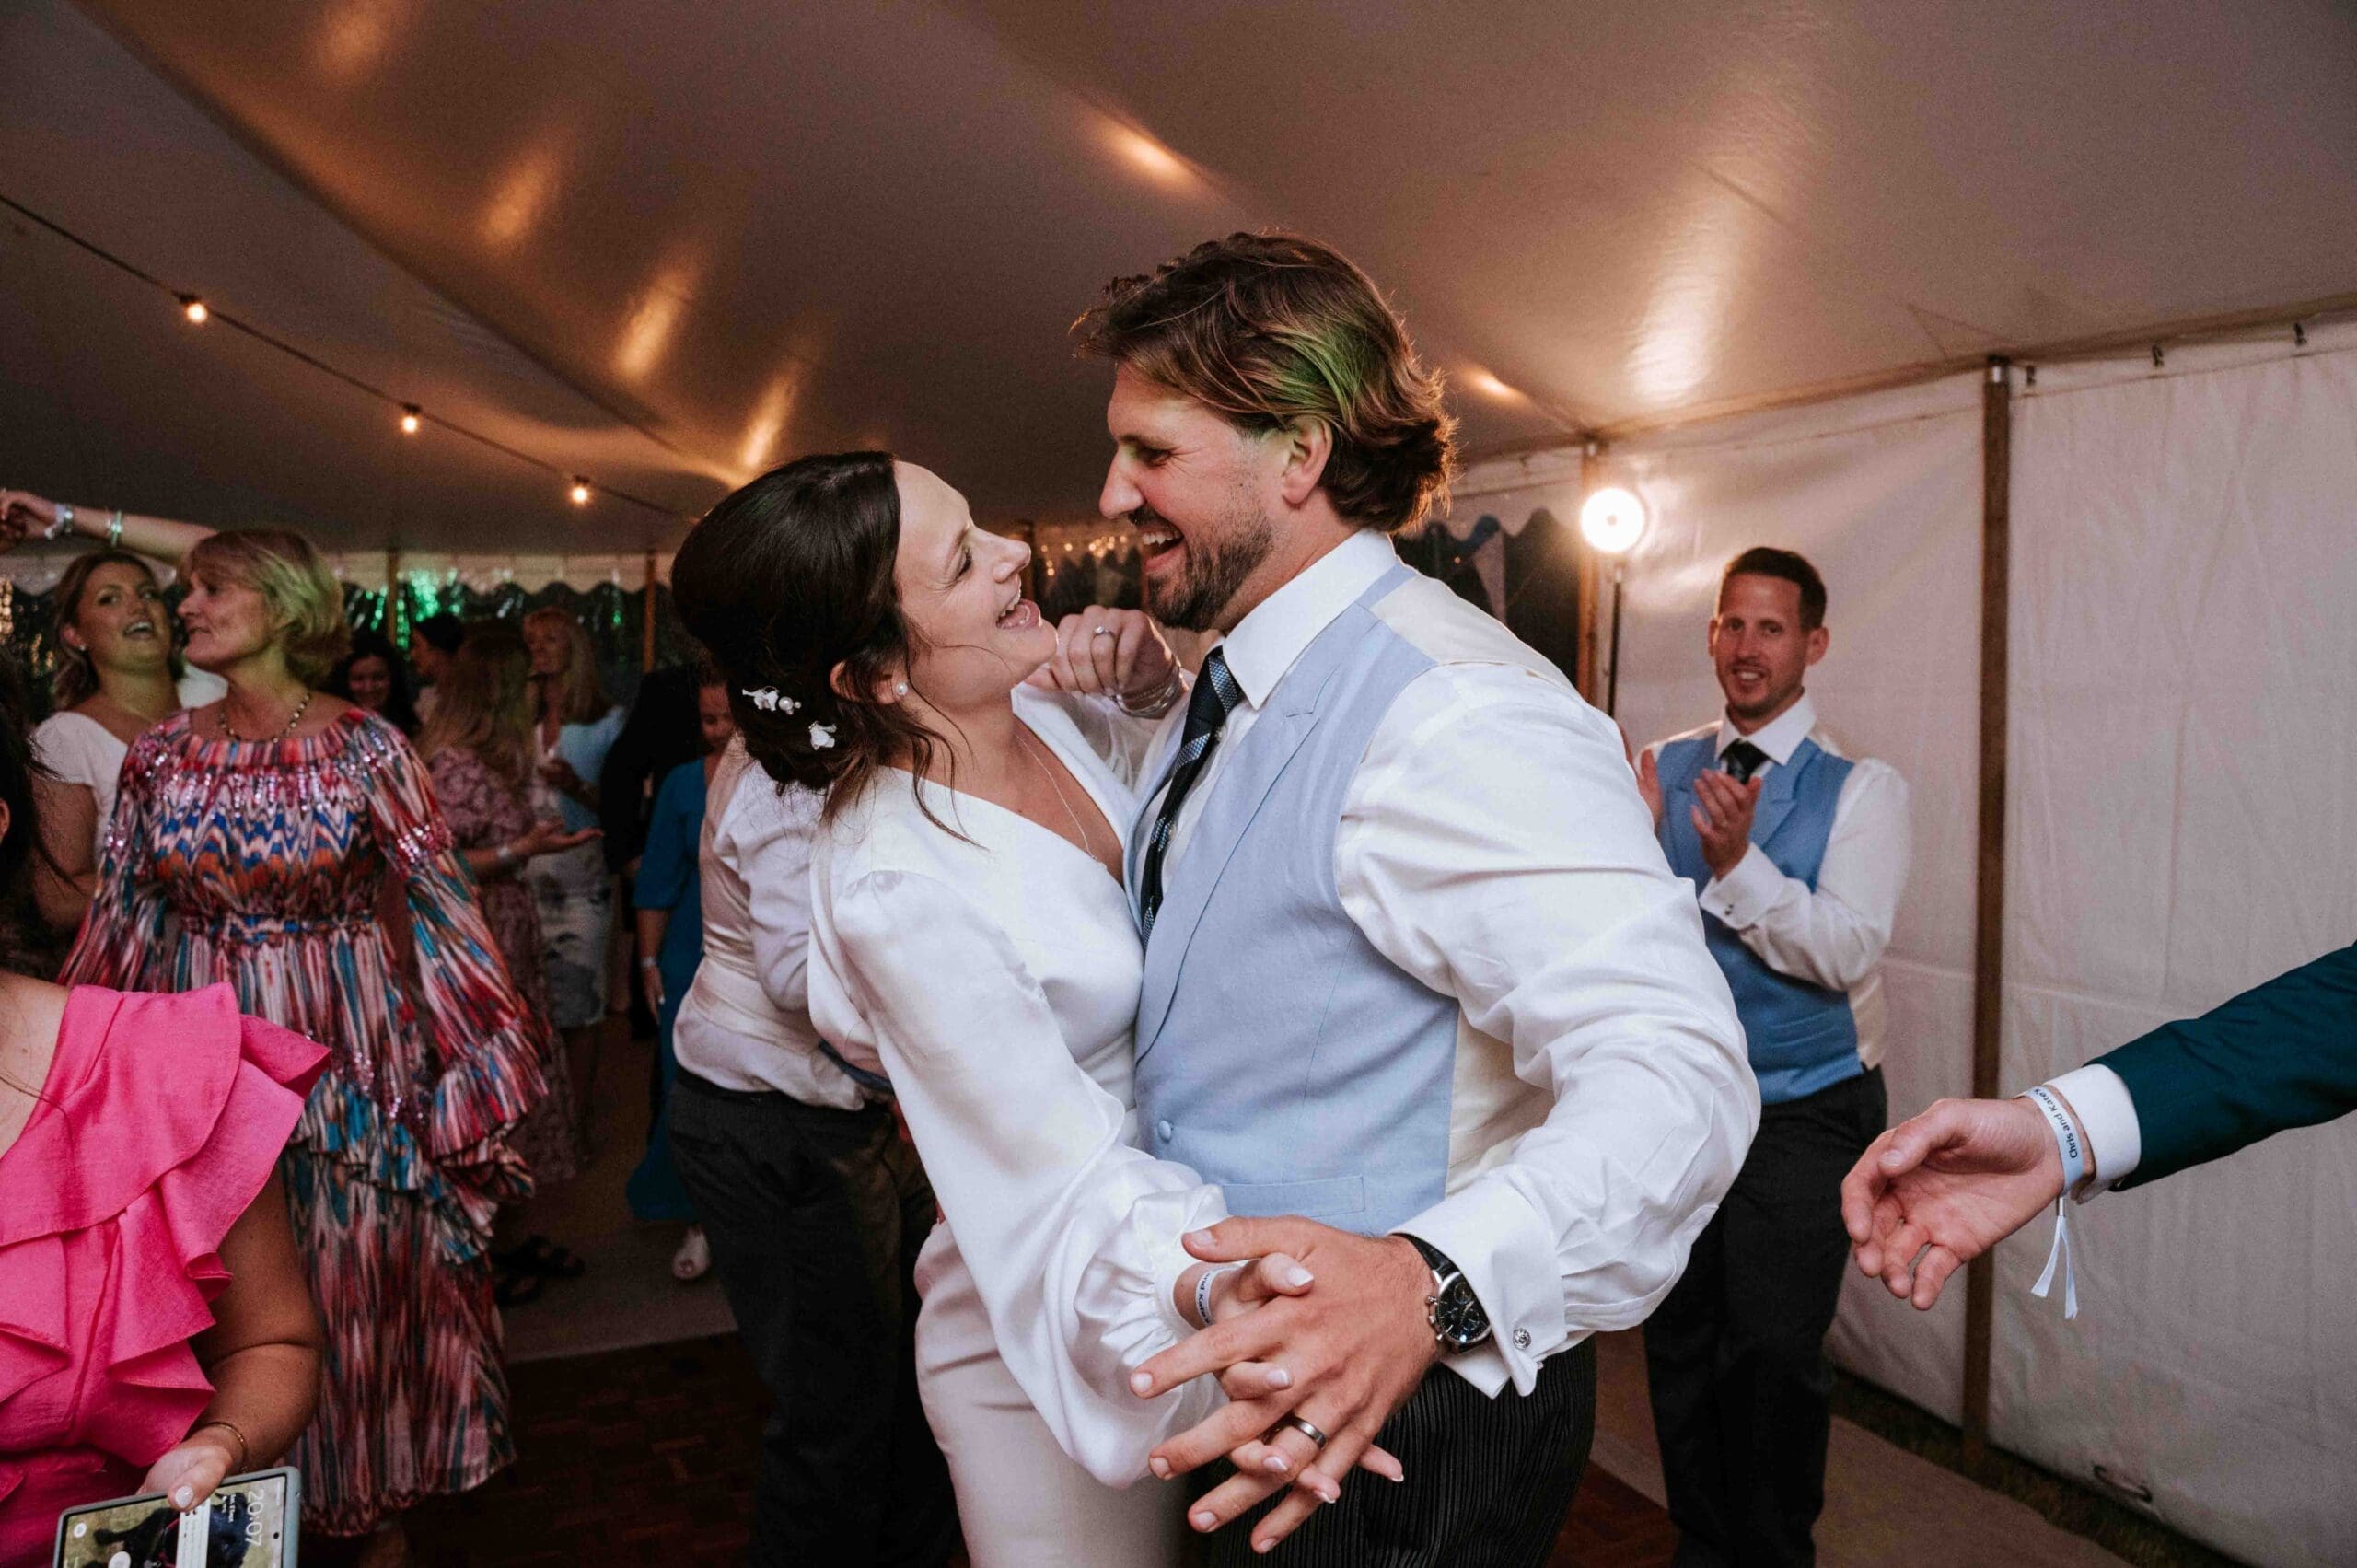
left=1202, top=1337, right=1596, bottom=1567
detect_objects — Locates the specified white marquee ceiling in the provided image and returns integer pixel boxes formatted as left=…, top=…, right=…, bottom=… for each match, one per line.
left=4, top=0, right=2353, bottom=553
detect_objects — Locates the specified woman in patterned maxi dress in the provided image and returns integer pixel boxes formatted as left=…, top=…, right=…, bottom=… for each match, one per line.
left=61, top=530, right=545, bottom=1562
left=419, top=625, right=603, bottom=1289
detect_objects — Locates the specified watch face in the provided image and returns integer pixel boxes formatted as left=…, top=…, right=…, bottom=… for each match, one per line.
left=1435, top=1280, right=1490, bottom=1348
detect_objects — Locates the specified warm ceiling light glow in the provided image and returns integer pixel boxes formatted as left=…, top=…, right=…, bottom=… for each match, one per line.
left=1579, top=487, right=1648, bottom=555
left=179, top=295, right=209, bottom=324
left=399, top=405, right=422, bottom=435
left=317, top=0, right=397, bottom=82
left=568, top=478, right=592, bottom=505
left=738, top=374, right=800, bottom=475
left=616, top=292, right=682, bottom=380
left=1108, top=122, right=1190, bottom=185
left=482, top=142, right=563, bottom=250
left=1466, top=368, right=1518, bottom=400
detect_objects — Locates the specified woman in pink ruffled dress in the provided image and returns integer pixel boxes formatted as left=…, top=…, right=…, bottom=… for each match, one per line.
left=0, top=668, right=330, bottom=1563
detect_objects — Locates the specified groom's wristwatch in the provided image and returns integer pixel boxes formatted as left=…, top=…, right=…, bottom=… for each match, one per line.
left=1401, top=1235, right=1492, bottom=1353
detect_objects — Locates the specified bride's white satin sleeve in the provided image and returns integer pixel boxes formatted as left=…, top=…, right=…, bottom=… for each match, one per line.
left=811, top=865, right=1226, bottom=1486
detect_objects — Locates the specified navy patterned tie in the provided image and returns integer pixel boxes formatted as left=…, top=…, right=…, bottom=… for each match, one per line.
left=1721, top=739, right=1770, bottom=784
left=1138, top=648, right=1243, bottom=936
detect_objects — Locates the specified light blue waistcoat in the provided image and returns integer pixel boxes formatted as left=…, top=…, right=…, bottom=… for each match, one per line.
left=1128, top=566, right=1459, bottom=1235
left=1656, top=732, right=1861, bottom=1105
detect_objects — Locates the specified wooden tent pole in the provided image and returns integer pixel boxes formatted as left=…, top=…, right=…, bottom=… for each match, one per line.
left=385, top=546, right=401, bottom=643
left=1962, top=356, right=2012, bottom=1474
left=1575, top=441, right=1601, bottom=703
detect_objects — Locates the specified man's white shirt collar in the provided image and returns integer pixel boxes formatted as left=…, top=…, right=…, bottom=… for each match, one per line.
left=1212, top=528, right=1399, bottom=712
left=1715, top=691, right=1817, bottom=767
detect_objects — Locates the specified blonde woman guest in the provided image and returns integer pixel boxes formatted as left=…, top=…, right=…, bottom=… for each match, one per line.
left=520, top=609, right=624, bottom=1087
left=417, top=625, right=601, bottom=1286
left=52, top=527, right=547, bottom=1564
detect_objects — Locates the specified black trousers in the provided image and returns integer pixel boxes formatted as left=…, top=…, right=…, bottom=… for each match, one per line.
left=1207, top=1337, right=1596, bottom=1568
left=1643, top=1065, right=1887, bottom=1568
left=668, top=1071, right=958, bottom=1568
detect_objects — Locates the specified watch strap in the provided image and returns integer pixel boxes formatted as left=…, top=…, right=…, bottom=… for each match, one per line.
left=1401, top=1233, right=1460, bottom=1285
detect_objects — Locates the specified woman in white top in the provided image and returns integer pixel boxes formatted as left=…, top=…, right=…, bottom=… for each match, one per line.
left=14, top=537, right=225, bottom=933
left=671, top=454, right=1388, bottom=1568
left=2, top=492, right=230, bottom=932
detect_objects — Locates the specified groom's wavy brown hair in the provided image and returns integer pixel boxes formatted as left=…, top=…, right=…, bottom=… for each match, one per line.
left=1074, top=232, right=1458, bottom=534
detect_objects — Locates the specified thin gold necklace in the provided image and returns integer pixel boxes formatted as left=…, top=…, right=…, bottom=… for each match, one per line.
left=89, top=687, right=173, bottom=731
left=220, top=688, right=314, bottom=744
left=1018, top=729, right=1106, bottom=864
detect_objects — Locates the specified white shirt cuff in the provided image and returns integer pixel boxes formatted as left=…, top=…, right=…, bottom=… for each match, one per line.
left=1698, top=842, right=1785, bottom=929
left=2045, top=1063, right=2142, bottom=1196
left=1395, top=1176, right=1562, bottom=1398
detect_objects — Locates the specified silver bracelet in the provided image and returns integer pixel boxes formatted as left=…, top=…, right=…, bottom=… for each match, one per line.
left=494, top=842, right=519, bottom=870
left=106, top=508, right=124, bottom=550
left=43, top=503, right=75, bottom=540
left=1117, top=664, right=1186, bottom=718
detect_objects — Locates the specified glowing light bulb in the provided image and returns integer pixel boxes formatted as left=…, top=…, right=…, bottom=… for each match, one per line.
left=568, top=478, right=592, bottom=505
left=399, top=406, right=422, bottom=435
left=179, top=295, right=209, bottom=324
left=1578, top=487, right=1647, bottom=555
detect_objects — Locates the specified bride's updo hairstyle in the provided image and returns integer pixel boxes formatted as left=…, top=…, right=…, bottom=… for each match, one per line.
left=671, top=451, right=947, bottom=817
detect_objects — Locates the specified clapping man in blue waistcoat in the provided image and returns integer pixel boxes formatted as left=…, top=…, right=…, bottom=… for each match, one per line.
left=1086, top=233, right=1759, bottom=1566
left=1635, top=548, right=1913, bottom=1567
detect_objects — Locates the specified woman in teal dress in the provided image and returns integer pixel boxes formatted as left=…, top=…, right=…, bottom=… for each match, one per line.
left=629, top=667, right=735, bottom=1280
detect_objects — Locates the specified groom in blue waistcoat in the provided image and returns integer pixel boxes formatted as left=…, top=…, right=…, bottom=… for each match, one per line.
left=1086, top=232, right=1759, bottom=1568
left=1638, top=548, right=1913, bottom=1567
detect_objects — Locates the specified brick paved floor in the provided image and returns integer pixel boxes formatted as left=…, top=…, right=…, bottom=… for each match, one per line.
left=394, top=1334, right=1676, bottom=1566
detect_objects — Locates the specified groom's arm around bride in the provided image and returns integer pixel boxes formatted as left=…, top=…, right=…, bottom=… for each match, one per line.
left=1127, top=651, right=1761, bottom=1543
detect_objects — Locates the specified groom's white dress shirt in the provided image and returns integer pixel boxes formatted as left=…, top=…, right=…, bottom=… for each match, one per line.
left=1147, top=528, right=1759, bottom=1395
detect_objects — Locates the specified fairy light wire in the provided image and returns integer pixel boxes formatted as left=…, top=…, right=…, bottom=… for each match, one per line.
left=1, top=191, right=688, bottom=522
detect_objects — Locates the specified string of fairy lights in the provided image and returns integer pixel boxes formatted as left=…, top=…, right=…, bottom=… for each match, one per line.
left=1037, top=528, right=1135, bottom=563
left=1, top=192, right=691, bottom=524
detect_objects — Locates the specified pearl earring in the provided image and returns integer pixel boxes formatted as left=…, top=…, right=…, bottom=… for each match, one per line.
left=894, top=682, right=909, bottom=697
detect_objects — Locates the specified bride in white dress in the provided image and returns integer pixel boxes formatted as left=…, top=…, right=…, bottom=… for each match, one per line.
left=669, top=453, right=1387, bottom=1567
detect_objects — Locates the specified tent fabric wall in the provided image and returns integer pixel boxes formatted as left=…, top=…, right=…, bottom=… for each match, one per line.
left=1598, top=375, right=1987, bottom=1423
left=1991, top=328, right=2357, bottom=1568
left=1560, top=323, right=2356, bottom=1565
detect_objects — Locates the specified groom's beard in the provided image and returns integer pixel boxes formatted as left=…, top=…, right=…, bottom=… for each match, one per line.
left=1134, top=502, right=1275, bottom=633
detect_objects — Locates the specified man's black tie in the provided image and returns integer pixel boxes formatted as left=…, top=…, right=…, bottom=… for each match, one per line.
left=1138, top=647, right=1242, bottom=936
left=1721, top=739, right=1770, bottom=784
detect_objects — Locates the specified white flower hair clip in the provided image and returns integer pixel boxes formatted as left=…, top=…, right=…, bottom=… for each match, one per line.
left=807, top=722, right=838, bottom=750
left=742, top=686, right=799, bottom=715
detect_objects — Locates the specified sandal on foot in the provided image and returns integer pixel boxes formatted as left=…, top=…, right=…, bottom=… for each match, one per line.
left=493, top=1264, right=545, bottom=1308
left=502, top=1234, right=587, bottom=1280
left=671, top=1225, right=711, bottom=1283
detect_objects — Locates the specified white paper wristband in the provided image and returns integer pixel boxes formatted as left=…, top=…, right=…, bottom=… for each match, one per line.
left=2021, top=1085, right=2085, bottom=1319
